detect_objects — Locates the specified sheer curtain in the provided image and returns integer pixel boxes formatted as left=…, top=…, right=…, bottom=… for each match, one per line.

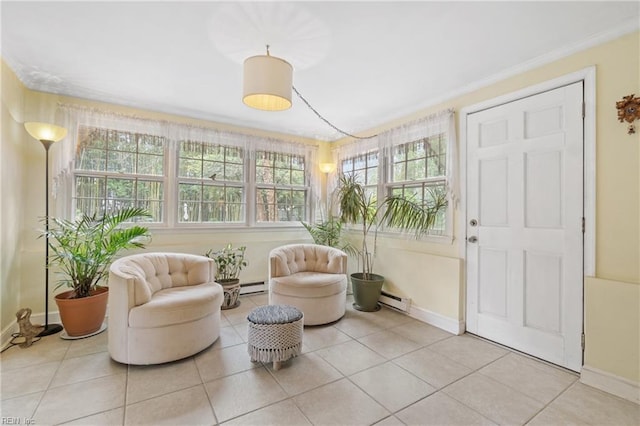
left=332, top=108, right=459, bottom=207
left=53, top=103, right=319, bottom=219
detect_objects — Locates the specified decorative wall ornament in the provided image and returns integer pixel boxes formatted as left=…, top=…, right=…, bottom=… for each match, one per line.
left=616, top=94, right=640, bottom=134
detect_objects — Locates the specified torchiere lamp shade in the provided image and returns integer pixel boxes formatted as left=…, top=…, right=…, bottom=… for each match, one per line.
left=243, top=54, right=293, bottom=111
left=24, top=122, right=67, bottom=142
left=319, top=163, right=337, bottom=174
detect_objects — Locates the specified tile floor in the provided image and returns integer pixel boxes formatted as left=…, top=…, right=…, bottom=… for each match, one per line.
left=1, top=294, right=639, bottom=425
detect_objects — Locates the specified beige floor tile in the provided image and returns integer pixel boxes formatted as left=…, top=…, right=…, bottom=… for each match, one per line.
left=394, top=347, right=473, bottom=389
left=366, top=307, right=414, bottom=329
left=479, top=353, right=577, bottom=403
left=0, top=392, right=42, bottom=420
left=64, top=331, right=108, bottom=359
left=428, top=335, right=508, bottom=370
left=396, top=392, right=497, bottom=426
left=267, top=352, right=342, bottom=396
left=548, top=382, right=640, bottom=425
left=222, top=301, right=256, bottom=325
left=61, top=407, right=124, bottom=425
left=1, top=360, right=58, bottom=400
left=350, top=362, right=436, bottom=412
left=232, top=322, right=249, bottom=343
left=390, top=320, right=453, bottom=346
left=32, top=374, right=126, bottom=425
left=212, top=325, right=245, bottom=349
left=294, top=378, right=389, bottom=425
left=443, top=373, right=544, bottom=425
left=195, top=342, right=258, bottom=382
left=125, top=385, right=215, bottom=425
left=333, top=314, right=385, bottom=338
left=358, top=330, right=422, bottom=359
left=527, top=404, right=587, bottom=426
left=225, top=399, right=312, bottom=425
left=126, top=357, right=202, bottom=404
left=0, top=334, right=70, bottom=371
left=50, top=351, right=126, bottom=388
left=302, top=324, right=351, bottom=352
left=246, top=293, right=269, bottom=306
left=315, top=340, right=386, bottom=376
left=374, top=415, right=406, bottom=425
left=204, top=368, right=287, bottom=422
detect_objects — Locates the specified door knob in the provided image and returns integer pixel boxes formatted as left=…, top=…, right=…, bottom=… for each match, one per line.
left=468, top=236, right=478, bottom=243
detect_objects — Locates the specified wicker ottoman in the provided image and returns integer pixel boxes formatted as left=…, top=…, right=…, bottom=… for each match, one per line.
left=247, top=305, right=303, bottom=371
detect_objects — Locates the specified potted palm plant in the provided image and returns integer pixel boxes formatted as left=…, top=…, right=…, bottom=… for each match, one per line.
left=336, top=174, right=448, bottom=311
left=301, top=216, right=356, bottom=255
left=45, top=207, right=152, bottom=337
left=206, top=243, right=247, bottom=310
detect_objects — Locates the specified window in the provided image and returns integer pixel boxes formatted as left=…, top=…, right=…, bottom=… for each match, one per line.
left=334, top=110, right=454, bottom=237
left=178, top=140, right=245, bottom=223
left=340, top=150, right=379, bottom=203
left=74, top=127, right=165, bottom=222
left=255, top=151, right=307, bottom=222
left=389, top=134, right=447, bottom=233
left=71, top=118, right=316, bottom=227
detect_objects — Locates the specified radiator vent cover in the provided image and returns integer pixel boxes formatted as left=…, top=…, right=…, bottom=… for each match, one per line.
left=379, top=291, right=411, bottom=312
left=239, top=281, right=267, bottom=295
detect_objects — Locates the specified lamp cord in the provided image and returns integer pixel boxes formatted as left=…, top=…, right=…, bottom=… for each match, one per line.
left=292, top=86, right=378, bottom=140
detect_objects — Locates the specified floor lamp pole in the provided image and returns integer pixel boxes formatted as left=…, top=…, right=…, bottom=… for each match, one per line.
left=38, top=139, right=63, bottom=337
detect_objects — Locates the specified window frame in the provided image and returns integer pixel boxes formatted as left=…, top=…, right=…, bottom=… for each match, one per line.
left=70, top=122, right=316, bottom=229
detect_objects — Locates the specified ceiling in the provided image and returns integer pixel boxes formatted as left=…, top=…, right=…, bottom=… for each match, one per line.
left=2, top=1, right=638, bottom=141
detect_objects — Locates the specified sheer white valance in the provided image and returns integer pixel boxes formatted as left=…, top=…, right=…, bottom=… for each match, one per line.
left=53, top=103, right=319, bottom=217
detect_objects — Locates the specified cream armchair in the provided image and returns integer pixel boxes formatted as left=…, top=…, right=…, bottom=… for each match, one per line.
left=269, top=244, right=348, bottom=325
left=108, top=252, right=223, bottom=365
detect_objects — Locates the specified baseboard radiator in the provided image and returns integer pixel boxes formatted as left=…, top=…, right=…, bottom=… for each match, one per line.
left=379, top=290, right=411, bottom=312
left=239, top=281, right=267, bottom=295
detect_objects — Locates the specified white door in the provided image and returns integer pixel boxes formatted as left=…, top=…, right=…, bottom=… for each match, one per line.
left=466, top=82, right=584, bottom=371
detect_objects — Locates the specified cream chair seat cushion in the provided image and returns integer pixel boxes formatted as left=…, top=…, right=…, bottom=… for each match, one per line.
left=108, top=252, right=223, bottom=365
left=269, top=244, right=348, bottom=325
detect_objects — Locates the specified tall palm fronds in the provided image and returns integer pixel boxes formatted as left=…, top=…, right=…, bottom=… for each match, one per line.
left=44, top=207, right=152, bottom=298
left=336, top=174, right=448, bottom=278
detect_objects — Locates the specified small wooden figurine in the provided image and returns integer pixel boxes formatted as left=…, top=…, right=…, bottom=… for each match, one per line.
left=15, top=308, right=44, bottom=348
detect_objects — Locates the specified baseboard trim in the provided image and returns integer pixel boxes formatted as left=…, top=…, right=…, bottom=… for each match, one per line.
left=1, top=311, right=62, bottom=350
left=581, top=365, right=640, bottom=404
left=408, top=305, right=465, bottom=335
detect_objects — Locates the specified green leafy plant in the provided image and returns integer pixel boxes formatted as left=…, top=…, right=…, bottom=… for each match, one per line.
left=45, top=207, right=152, bottom=299
left=336, top=173, right=448, bottom=278
left=206, top=243, right=248, bottom=281
left=301, top=216, right=356, bottom=256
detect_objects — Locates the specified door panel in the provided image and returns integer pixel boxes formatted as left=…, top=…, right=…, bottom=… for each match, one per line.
left=466, top=82, right=584, bottom=371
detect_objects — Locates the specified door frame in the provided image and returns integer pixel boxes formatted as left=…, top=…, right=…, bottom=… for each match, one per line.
left=459, top=66, right=596, bottom=335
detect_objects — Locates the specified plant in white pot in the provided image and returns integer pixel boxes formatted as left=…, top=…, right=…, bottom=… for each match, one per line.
left=206, top=243, right=247, bottom=310
left=336, top=173, right=448, bottom=311
left=45, top=207, right=151, bottom=337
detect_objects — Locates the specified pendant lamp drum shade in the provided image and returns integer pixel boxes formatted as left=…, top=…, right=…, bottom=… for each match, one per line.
left=243, top=54, right=293, bottom=111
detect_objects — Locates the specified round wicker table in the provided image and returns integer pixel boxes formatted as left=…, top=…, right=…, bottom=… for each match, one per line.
left=247, top=304, right=303, bottom=371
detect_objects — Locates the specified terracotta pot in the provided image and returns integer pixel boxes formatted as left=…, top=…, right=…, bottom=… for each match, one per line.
left=217, top=278, right=241, bottom=310
left=55, top=286, right=108, bottom=337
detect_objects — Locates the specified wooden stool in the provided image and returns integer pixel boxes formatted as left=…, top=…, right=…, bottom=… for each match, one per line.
left=247, top=305, right=303, bottom=371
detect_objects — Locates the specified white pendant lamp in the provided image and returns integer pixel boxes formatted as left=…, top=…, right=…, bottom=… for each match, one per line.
left=243, top=46, right=293, bottom=111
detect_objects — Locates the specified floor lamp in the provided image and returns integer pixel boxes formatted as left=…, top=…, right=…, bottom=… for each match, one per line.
left=25, top=122, right=68, bottom=337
